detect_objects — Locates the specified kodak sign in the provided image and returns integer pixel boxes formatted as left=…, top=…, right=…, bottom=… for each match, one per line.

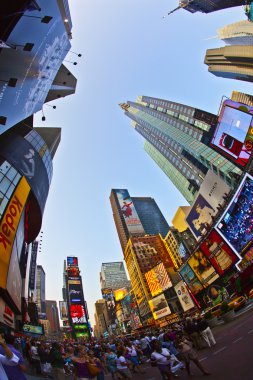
left=0, top=177, right=30, bottom=288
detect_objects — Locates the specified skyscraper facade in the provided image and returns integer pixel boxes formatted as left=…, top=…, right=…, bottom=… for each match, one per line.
left=110, top=189, right=170, bottom=251
left=180, top=0, right=245, bottom=13
left=121, top=97, right=242, bottom=204
left=45, top=300, right=60, bottom=333
left=218, top=20, right=253, bottom=46
left=100, top=262, right=130, bottom=290
left=36, top=265, right=46, bottom=314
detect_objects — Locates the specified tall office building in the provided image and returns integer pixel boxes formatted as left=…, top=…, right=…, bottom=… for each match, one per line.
left=110, top=189, right=170, bottom=251
left=231, top=91, right=253, bottom=107
left=205, top=45, right=253, bottom=84
left=120, top=97, right=242, bottom=204
left=36, top=265, right=46, bottom=314
left=179, top=0, right=245, bottom=14
left=100, top=262, right=130, bottom=290
left=45, top=300, right=60, bottom=333
left=218, top=20, right=253, bottom=46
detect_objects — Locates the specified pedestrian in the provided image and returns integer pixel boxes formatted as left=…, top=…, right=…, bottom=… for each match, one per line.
left=72, top=346, right=93, bottom=380
left=197, top=316, right=216, bottom=348
left=175, top=334, right=211, bottom=376
left=30, top=341, right=42, bottom=375
left=184, top=317, right=202, bottom=350
left=49, top=342, right=65, bottom=380
left=104, top=346, right=119, bottom=379
left=150, top=339, right=172, bottom=380
left=0, top=334, right=20, bottom=380
left=0, top=333, right=27, bottom=380
left=116, top=348, right=132, bottom=379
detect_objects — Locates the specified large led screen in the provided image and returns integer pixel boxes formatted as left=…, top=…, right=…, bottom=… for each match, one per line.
left=179, top=264, right=204, bottom=295
left=200, top=230, right=239, bottom=275
left=115, top=189, right=145, bottom=235
left=216, top=173, right=253, bottom=255
left=211, top=100, right=253, bottom=167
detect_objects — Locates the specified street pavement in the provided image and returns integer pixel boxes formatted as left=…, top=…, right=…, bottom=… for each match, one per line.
left=26, top=306, right=253, bottom=380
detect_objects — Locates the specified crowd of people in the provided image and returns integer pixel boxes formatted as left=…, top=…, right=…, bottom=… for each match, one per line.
left=0, top=315, right=217, bottom=380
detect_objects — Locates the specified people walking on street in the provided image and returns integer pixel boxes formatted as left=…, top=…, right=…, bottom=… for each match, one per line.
left=49, top=342, right=65, bottom=380
left=197, top=316, right=216, bottom=348
left=104, top=346, right=118, bottom=379
left=0, top=334, right=20, bottom=380
left=116, top=347, right=133, bottom=379
left=184, top=317, right=202, bottom=350
left=151, top=339, right=173, bottom=380
left=175, top=334, right=211, bottom=376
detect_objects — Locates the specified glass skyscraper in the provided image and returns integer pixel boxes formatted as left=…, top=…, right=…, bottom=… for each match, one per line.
left=120, top=96, right=242, bottom=204
left=100, top=262, right=130, bottom=290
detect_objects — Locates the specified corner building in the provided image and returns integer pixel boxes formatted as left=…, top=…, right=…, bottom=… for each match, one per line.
left=121, top=97, right=242, bottom=204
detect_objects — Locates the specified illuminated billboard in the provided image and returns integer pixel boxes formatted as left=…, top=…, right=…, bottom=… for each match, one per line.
left=211, top=100, right=253, bottom=167
left=102, top=288, right=116, bottom=321
left=0, top=177, right=30, bottom=289
left=174, top=281, right=195, bottom=312
left=114, top=189, right=145, bottom=235
left=68, top=283, right=83, bottom=304
left=67, top=257, right=78, bottom=267
left=59, top=301, right=68, bottom=320
left=67, top=267, right=80, bottom=277
left=70, top=305, right=87, bottom=324
left=216, top=173, right=253, bottom=256
left=188, top=252, right=219, bottom=286
left=22, top=324, right=44, bottom=335
left=145, top=262, right=172, bottom=297
left=179, top=264, right=204, bottom=294
left=185, top=171, right=231, bottom=240
left=114, top=288, right=128, bottom=302
left=200, top=230, right=239, bottom=275
left=148, top=294, right=171, bottom=320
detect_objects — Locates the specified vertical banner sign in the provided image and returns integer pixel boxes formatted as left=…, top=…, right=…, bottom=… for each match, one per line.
left=0, top=177, right=30, bottom=288
left=174, top=281, right=195, bottom=312
left=29, top=241, right=39, bottom=290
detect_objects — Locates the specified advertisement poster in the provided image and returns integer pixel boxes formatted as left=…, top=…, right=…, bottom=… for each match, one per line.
left=216, top=173, right=253, bottom=256
left=115, top=189, right=145, bottom=235
left=145, top=262, right=172, bottom=297
left=59, top=301, right=68, bottom=320
left=102, top=288, right=116, bottom=321
left=186, top=194, right=216, bottom=240
left=211, top=100, right=253, bottom=167
left=179, top=264, right=204, bottom=294
left=70, top=305, right=87, bottom=324
left=0, top=300, right=14, bottom=329
left=68, top=283, right=83, bottom=304
left=6, top=241, right=22, bottom=311
left=174, top=281, right=195, bottom=312
left=200, top=230, right=239, bottom=275
left=188, top=252, right=219, bottom=286
left=148, top=294, right=171, bottom=320
left=207, top=285, right=229, bottom=306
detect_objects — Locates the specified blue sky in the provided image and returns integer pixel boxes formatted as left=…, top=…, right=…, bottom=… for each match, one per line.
left=34, top=0, right=253, bottom=326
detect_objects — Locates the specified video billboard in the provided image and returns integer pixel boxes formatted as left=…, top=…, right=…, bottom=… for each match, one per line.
left=211, top=100, right=253, bottom=167
left=22, top=324, right=44, bottom=335
left=188, top=252, right=219, bottom=286
left=179, top=264, right=204, bottom=295
left=73, top=323, right=90, bottom=338
left=145, top=262, right=172, bottom=297
left=0, top=177, right=30, bottom=289
left=174, top=281, right=195, bottom=312
left=148, top=294, right=171, bottom=320
left=216, top=173, right=253, bottom=256
left=67, top=257, right=78, bottom=267
left=200, top=230, right=239, bottom=275
left=114, top=189, right=145, bottom=235
left=59, top=301, right=68, bottom=320
left=6, top=240, right=22, bottom=311
left=29, top=241, right=39, bottom=291
left=70, top=305, right=87, bottom=324
left=68, top=283, right=83, bottom=304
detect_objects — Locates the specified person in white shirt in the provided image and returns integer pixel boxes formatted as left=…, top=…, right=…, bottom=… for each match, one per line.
left=0, top=334, right=19, bottom=380
left=151, top=340, right=172, bottom=379
left=116, top=348, right=132, bottom=379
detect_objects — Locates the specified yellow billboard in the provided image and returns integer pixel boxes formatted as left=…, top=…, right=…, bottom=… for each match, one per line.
left=114, top=288, right=128, bottom=302
left=0, top=177, right=30, bottom=288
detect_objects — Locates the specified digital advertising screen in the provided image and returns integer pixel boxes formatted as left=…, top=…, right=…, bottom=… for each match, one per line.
left=148, top=294, right=171, bottom=320
left=68, top=283, right=83, bottom=304
left=101, top=288, right=116, bottom=321
left=179, top=264, right=204, bottom=295
left=115, top=189, right=145, bottom=235
left=178, top=242, right=189, bottom=260
left=67, top=257, right=78, bottom=267
left=200, top=230, right=239, bottom=275
left=216, top=173, right=253, bottom=256
left=188, top=251, right=219, bottom=286
left=67, top=267, right=80, bottom=277
left=22, top=324, right=44, bottom=335
left=211, top=100, right=253, bottom=167
left=59, top=301, right=68, bottom=320
left=145, top=262, right=172, bottom=297
left=70, top=305, right=86, bottom=324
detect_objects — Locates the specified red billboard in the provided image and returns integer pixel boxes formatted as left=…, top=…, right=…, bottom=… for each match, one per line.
left=211, top=100, right=253, bottom=167
left=200, top=230, right=239, bottom=275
